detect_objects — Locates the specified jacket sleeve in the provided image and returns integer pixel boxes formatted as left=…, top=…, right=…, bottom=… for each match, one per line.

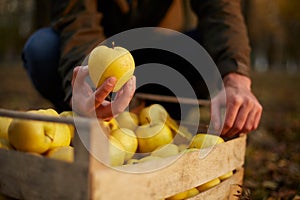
left=52, top=0, right=106, bottom=103
left=190, top=0, right=251, bottom=78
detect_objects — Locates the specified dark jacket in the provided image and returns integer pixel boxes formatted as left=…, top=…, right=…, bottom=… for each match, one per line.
left=52, top=0, right=251, bottom=103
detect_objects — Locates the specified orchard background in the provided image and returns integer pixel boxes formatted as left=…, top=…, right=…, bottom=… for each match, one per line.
left=0, top=0, right=299, bottom=199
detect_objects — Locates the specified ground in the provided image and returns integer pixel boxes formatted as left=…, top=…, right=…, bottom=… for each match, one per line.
left=0, top=60, right=299, bottom=199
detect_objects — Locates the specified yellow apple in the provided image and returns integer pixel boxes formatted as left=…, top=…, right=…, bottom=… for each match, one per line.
left=138, top=155, right=163, bottom=163
left=0, top=116, right=12, bottom=140
left=50, top=122, right=71, bottom=149
left=186, top=187, right=199, bottom=198
left=0, top=138, right=12, bottom=150
left=38, top=109, right=71, bottom=149
left=139, top=104, right=191, bottom=140
left=8, top=110, right=56, bottom=154
left=109, top=136, right=126, bottom=166
left=42, top=108, right=59, bottom=116
left=139, top=104, right=168, bottom=125
left=177, top=144, right=188, bottom=152
left=135, top=122, right=173, bottom=153
left=59, top=111, right=75, bottom=139
left=166, top=190, right=188, bottom=200
left=183, top=148, right=199, bottom=153
left=111, top=128, right=138, bottom=161
left=46, top=146, right=74, bottom=163
left=88, top=44, right=135, bottom=92
left=196, top=178, right=221, bottom=192
left=115, top=111, right=139, bottom=131
left=189, top=133, right=224, bottom=149
left=219, top=170, right=233, bottom=181
left=103, top=118, right=119, bottom=132
left=151, top=143, right=179, bottom=158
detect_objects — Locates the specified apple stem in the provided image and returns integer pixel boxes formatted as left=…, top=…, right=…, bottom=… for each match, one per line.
left=112, top=41, right=115, bottom=49
left=146, top=117, right=151, bottom=124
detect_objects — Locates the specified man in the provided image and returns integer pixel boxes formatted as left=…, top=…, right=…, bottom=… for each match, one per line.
left=22, top=0, right=262, bottom=136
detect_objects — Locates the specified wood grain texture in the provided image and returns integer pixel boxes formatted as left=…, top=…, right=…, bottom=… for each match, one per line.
left=90, top=135, right=246, bottom=200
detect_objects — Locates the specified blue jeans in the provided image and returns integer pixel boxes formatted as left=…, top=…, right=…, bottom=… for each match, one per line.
left=22, top=27, right=68, bottom=111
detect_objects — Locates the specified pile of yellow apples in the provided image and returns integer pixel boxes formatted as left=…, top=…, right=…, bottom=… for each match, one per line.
left=0, top=108, right=74, bottom=162
left=101, top=103, right=234, bottom=199
left=102, top=103, right=224, bottom=165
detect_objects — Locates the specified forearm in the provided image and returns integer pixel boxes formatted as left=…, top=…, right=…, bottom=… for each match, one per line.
left=191, top=0, right=251, bottom=78
left=52, top=0, right=106, bottom=104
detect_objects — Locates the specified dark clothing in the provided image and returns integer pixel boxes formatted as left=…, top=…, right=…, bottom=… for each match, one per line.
left=50, top=0, right=251, bottom=107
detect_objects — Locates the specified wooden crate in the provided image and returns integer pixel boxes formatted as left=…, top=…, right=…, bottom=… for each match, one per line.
left=0, top=108, right=246, bottom=200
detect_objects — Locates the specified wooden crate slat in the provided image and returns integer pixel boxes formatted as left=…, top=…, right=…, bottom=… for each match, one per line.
left=188, top=168, right=244, bottom=200
left=90, top=135, right=246, bottom=200
left=0, top=149, right=89, bottom=200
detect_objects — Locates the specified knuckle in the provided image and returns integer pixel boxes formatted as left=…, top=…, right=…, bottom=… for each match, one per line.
left=230, top=96, right=243, bottom=106
left=243, top=125, right=252, bottom=133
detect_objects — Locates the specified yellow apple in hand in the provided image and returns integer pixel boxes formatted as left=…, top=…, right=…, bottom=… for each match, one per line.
left=135, top=122, right=173, bottom=153
left=8, top=110, right=55, bottom=154
left=115, top=111, right=139, bottom=131
left=111, top=128, right=138, bottom=161
left=88, top=44, right=135, bottom=92
left=47, top=146, right=74, bottom=163
left=189, top=133, right=224, bottom=149
left=0, top=116, right=12, bottom=140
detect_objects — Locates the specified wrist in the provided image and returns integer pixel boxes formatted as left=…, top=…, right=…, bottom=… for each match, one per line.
left=223, top=73, right=252, bottom=90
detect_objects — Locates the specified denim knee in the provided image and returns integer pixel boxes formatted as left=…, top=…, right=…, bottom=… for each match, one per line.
left=22, top=27, right=60, bottom=75
left=22, top=27, right=69, bottom=111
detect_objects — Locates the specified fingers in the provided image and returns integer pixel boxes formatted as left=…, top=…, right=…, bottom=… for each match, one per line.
left=93, top=77, right=117, bottom=108
left=221, top=96, right=243, bottom=136
left=222, top=96, right=263, bottom=137
left=223, top=100, right=251, bottom=137
left=72, top=66, right=89, bottom=87
left=111, top=76, right=136, bottom=115
left=93, top=76, right=136, bottom=120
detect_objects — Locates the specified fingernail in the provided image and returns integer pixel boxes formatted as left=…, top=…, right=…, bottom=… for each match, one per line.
left=107, top=77, right=116, bottom=86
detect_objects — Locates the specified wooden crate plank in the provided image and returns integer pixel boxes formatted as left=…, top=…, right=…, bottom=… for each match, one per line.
left=0, top=109, right=91, bottom=200
left=90, top=135, right=246, bottom=200
left=0, top=149, right=89, bottom=200
left=188, top=168, right=244, bottom=200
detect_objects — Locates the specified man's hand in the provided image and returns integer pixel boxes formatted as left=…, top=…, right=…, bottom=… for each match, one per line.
left=211, top=73, right=262, bottom=137
left=70, top=66, right=136, bottom=121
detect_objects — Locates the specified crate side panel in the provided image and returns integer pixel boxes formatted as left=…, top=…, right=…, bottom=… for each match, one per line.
left=188, top=168, right=244, bottom=200
left=0, top=149, right=89, bottom=200
left=90, top=135, right=246, bottom=200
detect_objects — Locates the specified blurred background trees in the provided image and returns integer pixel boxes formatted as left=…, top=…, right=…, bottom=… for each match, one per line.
left=245, top=0, right=300, bottom=73
left=0, top=0, right=300, bottom=73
